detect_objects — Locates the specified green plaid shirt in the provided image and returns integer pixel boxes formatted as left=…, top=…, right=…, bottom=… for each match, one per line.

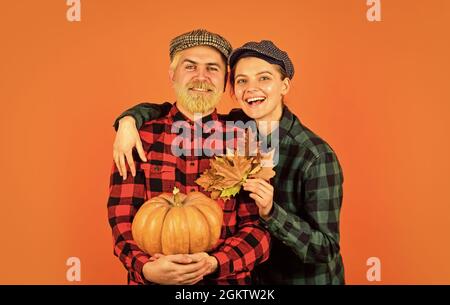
left=114, top=102, right=345, bottom=285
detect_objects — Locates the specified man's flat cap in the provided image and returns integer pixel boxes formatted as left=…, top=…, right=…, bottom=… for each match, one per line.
left=169, top=29, right=233, bottom=61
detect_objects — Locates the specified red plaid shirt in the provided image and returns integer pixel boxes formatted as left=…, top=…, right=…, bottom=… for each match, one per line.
left=107, top=103, right=270, bottom=285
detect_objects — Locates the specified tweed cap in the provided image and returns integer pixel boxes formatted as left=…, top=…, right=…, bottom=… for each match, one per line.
left=229, top=40, right=295, bottom=79
left=169, top=29, right=233, bottom=61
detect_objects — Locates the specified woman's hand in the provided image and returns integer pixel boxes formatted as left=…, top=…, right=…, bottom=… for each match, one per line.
left=113, top=116, right=147, bottom=180
left=243, top=178, right=274, bottom=220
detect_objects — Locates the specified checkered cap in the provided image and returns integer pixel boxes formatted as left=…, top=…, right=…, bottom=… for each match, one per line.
left=229, top=40, right=295, bottom=79
left=169, top=29, right=233, bottom=61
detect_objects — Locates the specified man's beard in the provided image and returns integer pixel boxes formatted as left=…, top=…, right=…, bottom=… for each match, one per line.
left=174, top=80, right=222, bottom=114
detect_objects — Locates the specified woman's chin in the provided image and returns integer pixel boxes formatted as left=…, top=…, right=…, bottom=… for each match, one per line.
left=242, top=107, right=268, bottom=121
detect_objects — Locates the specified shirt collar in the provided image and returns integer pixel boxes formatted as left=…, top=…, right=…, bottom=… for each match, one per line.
left=168, top=102, right=220, bottom=133
left=278, top=104, right=295, bottom=140
left=260, top=104, right=295, bottom=148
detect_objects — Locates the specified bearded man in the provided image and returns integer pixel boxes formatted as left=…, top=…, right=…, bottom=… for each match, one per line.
left=107, top=29, right=271, bottom=285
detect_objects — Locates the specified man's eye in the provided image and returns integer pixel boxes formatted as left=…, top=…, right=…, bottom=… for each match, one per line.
left=208, top=67, right=218, bottom=72
left=186, top=65, right=195, bottom=70
left=260, top=76, right=270, bottom=81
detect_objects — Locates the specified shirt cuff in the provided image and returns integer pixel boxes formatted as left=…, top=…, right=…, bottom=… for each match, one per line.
left=209, top=251, right=233, bottom=278
left=131, top=253, right=152, bottom=284
left=113, top=111, right=142, bottom=131
left=259, top=201, right=285, bottom=233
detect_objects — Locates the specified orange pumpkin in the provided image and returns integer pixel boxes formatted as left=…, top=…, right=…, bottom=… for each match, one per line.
left=132, top=187, right=223, bottom=255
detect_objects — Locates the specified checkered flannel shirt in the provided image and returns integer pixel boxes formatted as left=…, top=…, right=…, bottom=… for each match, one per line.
left=114, top=102, right=345, bottom=284
left=108, top=103, right=271, bottom=285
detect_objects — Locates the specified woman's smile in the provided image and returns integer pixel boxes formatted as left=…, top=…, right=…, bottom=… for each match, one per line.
left=244, top=96, right=267, bottom=106
left=233, top=57, right=289, bottom=122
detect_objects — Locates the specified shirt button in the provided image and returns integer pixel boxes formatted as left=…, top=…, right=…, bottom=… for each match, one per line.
left=190, top=162, right=195, bottom=166
left=190, top=188, right=196, bottom=192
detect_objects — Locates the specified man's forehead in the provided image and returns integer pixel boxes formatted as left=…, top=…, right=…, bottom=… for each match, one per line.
left=178, top=46, right=226, bottom=65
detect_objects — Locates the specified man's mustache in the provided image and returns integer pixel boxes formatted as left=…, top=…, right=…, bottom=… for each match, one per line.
left=187, top=81, right=216, bottom=92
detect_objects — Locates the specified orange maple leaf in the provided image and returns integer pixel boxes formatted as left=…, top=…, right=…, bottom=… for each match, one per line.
left=195, top=130, right=276, bottom=200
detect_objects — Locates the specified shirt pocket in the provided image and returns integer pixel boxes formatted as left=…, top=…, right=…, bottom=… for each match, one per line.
left=140, top=163, right=176, bottom=194
left=149, top=164, right=175, bottom=176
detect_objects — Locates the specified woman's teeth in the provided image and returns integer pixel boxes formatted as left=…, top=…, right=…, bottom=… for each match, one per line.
left=245, top=97, right=266, bottom=105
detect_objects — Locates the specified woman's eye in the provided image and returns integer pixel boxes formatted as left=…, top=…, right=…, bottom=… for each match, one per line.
left=236, top=79, right=246, bottom=84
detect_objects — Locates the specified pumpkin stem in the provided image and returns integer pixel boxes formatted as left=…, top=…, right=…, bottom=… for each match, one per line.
left=173, top=187, right=182, bottom=206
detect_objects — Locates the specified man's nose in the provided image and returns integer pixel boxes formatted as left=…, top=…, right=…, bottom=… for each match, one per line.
left=194, top=66, right=208, bottom=81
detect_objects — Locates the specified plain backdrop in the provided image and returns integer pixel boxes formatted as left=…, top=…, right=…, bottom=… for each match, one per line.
left=1, top=0, right=449, bottom=284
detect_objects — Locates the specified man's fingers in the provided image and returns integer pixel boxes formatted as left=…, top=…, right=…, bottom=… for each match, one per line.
left=119, top=154, right=127, bottom=180
left=181, top=269, right=207, bottom=285
left=180, top=267, right=207, bottom=284
left=136, top=139, right=147, bottom=162
left=113, top=151, right=122, bottom=177
left=174, top=259, right=207, bottom=274
left=187, top=252, right=208, bottom=262
left=167, top=254, right=193, bottom=264
left=179, top=261, right=209, bottom=284
left=125, top=152, right=136, bottom=177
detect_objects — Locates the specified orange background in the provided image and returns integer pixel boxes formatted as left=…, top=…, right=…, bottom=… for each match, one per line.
left=1, top=0, right=449, bottom=284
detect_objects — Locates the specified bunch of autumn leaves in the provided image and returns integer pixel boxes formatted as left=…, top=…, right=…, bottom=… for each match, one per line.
left=195, top=130, right=276, bottom=201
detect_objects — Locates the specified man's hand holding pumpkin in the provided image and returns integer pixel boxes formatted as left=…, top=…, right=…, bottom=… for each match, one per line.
left=142, top=253, right=210, bottom=285
left=188, top=252, right=218, bottom=276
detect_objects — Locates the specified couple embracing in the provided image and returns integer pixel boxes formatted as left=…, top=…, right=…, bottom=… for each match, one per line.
left=107, top=29, right=344, bottom=285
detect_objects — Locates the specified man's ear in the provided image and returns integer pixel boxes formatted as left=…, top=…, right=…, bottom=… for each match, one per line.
left=168, top=68, right=175, bottom=84
left=281, top=78, right=291, bottom=95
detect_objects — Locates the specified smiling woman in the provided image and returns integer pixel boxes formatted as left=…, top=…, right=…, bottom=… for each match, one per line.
left=231, top=57, right=290, bottom=124
left=228, top=41, right=293, bottom=129
left=227, top=41, right=344, bottom=284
